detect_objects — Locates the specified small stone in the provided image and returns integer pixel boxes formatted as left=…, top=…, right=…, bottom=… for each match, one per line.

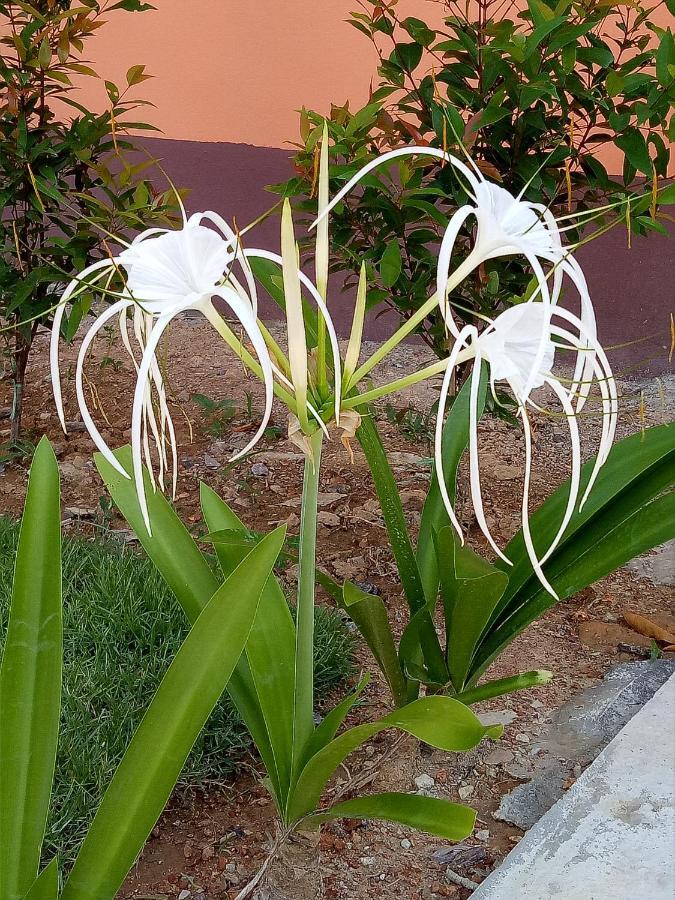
left=415, top=773, right=435, bottom=791
left=480, top=709, right=517, bottom=727
left=400, top=838, right=412, bottom=850
left=360, top=856, right=376, bottom=866
left=183, top=841, right=194, bottom=858
left=250, top=462, right=269, bottom=477
left=476, top=829, right=490, bottom=842
left=178, top=892, right=191, bottom=900
left=201, top=844, right=214, bottom=861
left=204, top=453, right=219, bottom=469
left=515, top=732, right=530, bottom=743
left=317, top=510, right=340, bottom=527
left=531, top=699, right=544, bottom=709
left=225, top=862, right=237, bottom=872
left=484, top=748, right=514, bottom=766
left=354, top=581, right=380, bottom=595
left=458, top=784, right=474, bottom=800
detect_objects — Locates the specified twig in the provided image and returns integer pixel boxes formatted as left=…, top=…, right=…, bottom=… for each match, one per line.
left=234, top=826, right=292, bottom=900
left=445, top=867, right=480, bottom=890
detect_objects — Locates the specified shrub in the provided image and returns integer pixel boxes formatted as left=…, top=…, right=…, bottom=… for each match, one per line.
left=273, top=0, right=673, bottom=357
left=0, top=517, right=354, bottom=863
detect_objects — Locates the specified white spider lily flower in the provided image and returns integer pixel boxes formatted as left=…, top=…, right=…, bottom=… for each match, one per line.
left=435, top=302, right=617, bottom=598
left=312, top=145, right=597, bottom=408
left=50, top=214, right=274, bottom=532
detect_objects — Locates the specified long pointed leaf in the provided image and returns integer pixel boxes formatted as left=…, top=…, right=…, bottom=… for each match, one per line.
left=473, top=490, right=675, bottom=682
left=96, top=447, right=275, bottom=800
left=0, top=438, right=61, bottom=900
left=62, top=527, right=286, bottom=900
left=287, top=697, right=501, bottom=822
left=357, top=413, right=445, bottom=681
left=501, top=423, right=675, bottom=605
left=342, top=582, right=408, bottom=707
left=22, top=860, right=59, bottom=900
left=435, top=528, right=507, bottom=692
left=306, top=792, right=476, bottom=840
left=417, top=365, right=487, bottom=603
left=200, top=484, right=295, bottom=804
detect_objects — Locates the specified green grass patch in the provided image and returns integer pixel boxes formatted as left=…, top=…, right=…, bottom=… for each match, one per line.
left=0, top=517, right=354, bottom=864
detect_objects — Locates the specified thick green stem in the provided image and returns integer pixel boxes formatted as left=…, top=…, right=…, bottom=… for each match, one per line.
left=455, top=671, right=553, bottom=705
left=291, top=429, right=323, bottom=781
left=349, top=254, right=478, bottom=388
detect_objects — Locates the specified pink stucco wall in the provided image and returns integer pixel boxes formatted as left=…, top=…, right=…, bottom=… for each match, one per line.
left=78, top=0, right=673, bottom=164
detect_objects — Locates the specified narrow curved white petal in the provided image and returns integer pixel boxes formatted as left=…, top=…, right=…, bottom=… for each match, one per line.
left=207, top=291, right=275, bottom=461
left=50, top=258, right=117, bottom=431
left=191, top=210, right=259, bottom=316
left=434, top=325, right=476, bottom=543
left=310, top=146, right=480, bottom=231
left=552, top=305, right=618, bottom=487
left=468, top=348, right=512, bottom=565
left=560, top=256, right=597, bottom=410
left=131, top=307, right=187, bottom=533
left=519, top=404, right=558, bottom=598
left=75, top=299, right=132, bottom=477
left=539, top=376, right=581, bottom=565
left=435, top=205, right=474, bottom=337
left=517, top=248, right=553, bottom=401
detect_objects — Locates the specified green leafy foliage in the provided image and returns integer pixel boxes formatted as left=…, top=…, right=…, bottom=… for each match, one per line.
left=98, top=447, right=500, bottom=840
left=273, top=0, right=673, bottom=357
left=0, top=1, right=177, bottom=444
left=0, top=440, right=298, bottom=898
left=354, top=389, right=674, bottom=704
left=0, top=517, right=353, bottom=865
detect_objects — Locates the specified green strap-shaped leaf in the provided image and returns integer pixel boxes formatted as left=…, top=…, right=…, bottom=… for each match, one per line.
left=435, top=527, right=507, bottom=692
left=456, top=671, right=552, bottom=706
left=417, top=365, right=487, bottom=605
left=357, top=413, right=445, bottom=682
left=473, top=489, right=675, bottom=683
left=305, top=676, right=369, bottom=761
left=200, top=484, right=295, bottom=805
left=305, top=792, right=476, bottom=841
left=0, top=438, right=62, bottom=900
left=247, top=256, right=318, bottom=347
left=62, top=527, right=286, bottom=900
left=342, top=582, right=408, bottom=707
left=95, top=449, right=275, bottom=811
left=501, top=423, right=675, bottom=605
left=287, top=696, right=501, bottom=822
left=95, top=446, right=219, bottom=622
left=21, top=860, right=59, bottom=900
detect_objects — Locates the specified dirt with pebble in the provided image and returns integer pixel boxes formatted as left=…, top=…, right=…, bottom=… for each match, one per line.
left=1, top=317, right=672, bottom=900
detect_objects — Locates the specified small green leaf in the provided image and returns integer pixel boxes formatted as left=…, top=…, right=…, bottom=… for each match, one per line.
left=379, top=240, right=402, bottom=287
left=615, top=128, right=652, bottom=177
left=307, top=792, right=476, bottom=840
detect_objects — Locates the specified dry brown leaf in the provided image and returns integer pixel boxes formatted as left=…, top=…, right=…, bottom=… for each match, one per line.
left=623, top=611, right=675, bottom=645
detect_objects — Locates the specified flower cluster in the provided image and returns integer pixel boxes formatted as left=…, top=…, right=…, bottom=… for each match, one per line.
left=51, top=137, right=617, bottom=594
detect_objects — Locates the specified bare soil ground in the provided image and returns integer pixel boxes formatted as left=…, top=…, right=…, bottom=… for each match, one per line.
left=1, top=317, right=673, bottom=900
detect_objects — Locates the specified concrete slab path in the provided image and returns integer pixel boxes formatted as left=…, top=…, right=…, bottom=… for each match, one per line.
left=471, top=674, right=675, bottom=899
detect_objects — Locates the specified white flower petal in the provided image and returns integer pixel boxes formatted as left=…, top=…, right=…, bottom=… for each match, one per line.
left=75, top=299, right=132, bottom=478
left=310, top=146, right=481, bottom=231
left=434, top=325, right=476, bottom=543
left=468, top=348, right=512, bottom=565
left=207, top=290, right=275, bottom=460
left=51, top=258, right=116, bottom=431
left=520, top=404, right=557, bottom=598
